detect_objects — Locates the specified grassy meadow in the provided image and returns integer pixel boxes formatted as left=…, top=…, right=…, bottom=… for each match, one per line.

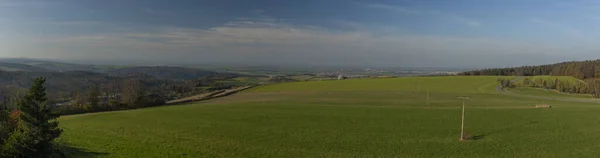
left=508, top=87, right=592, bottom=99
left=57, top=76, right=600, bottom=157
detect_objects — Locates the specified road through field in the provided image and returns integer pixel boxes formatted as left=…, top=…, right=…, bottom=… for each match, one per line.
left=496, top=77, right=600, bottom=104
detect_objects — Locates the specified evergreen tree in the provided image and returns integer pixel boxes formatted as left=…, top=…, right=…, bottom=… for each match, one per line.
left=3, top=77, right=63, bottom=157
left=0, top=108, right=10, bottom=151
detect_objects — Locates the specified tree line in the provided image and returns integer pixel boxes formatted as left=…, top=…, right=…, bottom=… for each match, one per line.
left=499, top=77, right=590, bottom=94
left=463, top=59, right=600, bottom=98
left=0, top=74, right=244, bottom=115
left=460, top=59, right=600, bottom=79
left=58, top=78, right=166, bottom=115
left=0, top=70, right=244, bottom=103
left=58, top=75, right=243, bottom=115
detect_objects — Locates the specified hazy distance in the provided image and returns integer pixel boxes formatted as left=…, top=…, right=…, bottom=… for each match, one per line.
left=1, top=0, right=600, bottom=68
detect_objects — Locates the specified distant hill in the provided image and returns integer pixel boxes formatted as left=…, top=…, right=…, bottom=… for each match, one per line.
left=0, top=71, right=124, bottom=95
left=107, top=66, right=237, bottom=80
left=0, top=62, right=52, bottom=72
left=0, top=58, right=242, bottom=81
left=461, top=59, right=600, bottom=80
left=0, top=58, right=100, bottom=72
left=0, top=70, right=207, bottom=101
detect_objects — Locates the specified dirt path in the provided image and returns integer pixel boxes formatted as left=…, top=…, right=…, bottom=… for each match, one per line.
left=166, top=86, right=254, bottom=105
left=495, top=77, right=600, bottom=104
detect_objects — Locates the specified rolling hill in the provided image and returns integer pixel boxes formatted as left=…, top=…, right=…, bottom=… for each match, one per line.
left=106, top=66, right=238, bottom=80
left=0, top=58, right=238, bottom=80
left=57, top=76, right=600, bottom=157
left=0, top=62, right=52, bottom=72
left=0, top=71, right=129, bottom=96
left=0, top=58, right=99, bottom=72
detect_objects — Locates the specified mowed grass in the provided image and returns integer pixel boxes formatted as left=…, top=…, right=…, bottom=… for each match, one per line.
left=253, top=76, right=502, bottom=93
left=58, top=76, right=600, bottom=157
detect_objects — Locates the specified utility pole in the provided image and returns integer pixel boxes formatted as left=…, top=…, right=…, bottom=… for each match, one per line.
left=457, top=96, right=471, bottom=141
left=417, top=80, right=420, bottom=93
left=426, top=89, right=430, bottom=105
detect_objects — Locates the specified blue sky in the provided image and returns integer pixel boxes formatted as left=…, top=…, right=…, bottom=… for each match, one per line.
left=1, top=0, right=600, bottom=68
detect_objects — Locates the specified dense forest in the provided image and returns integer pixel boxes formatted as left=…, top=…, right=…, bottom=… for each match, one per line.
left=460, top=59, right=600, bottom=79
left=463, top=59, right=600, bottom=98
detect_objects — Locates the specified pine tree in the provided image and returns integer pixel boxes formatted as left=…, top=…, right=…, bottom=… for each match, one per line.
left=3, top=77, right=63, bottom=157
left=0, top=108, right=10, bottom=150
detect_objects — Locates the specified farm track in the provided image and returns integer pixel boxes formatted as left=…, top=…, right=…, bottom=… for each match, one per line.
left=496, top=77, right=600, bottom=104
left=165, top=86, right=254, bottom=105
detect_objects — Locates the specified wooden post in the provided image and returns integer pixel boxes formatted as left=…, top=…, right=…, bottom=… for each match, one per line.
left=457, top=96, right=471, bottom=141
left=460, top=99, right=465, bottom=140
left=426, top=89, right=430, bottom=105
left=417, top=81, right=420, bottom=93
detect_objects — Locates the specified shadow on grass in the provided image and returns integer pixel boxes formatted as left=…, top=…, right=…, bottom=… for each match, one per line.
left=471, top=135, right=485, bottom=140
left=472, top=120, right=539, bottom=141
left=59, top=145, right=109, bottom=158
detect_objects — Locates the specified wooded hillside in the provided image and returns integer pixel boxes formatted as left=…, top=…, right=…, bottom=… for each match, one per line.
left=460, top=59, right=600, bottom=79
left=462, top=59, right=600, bottom=98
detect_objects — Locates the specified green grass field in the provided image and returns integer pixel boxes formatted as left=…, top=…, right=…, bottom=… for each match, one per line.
left=57, top=76, right=600, bottom=157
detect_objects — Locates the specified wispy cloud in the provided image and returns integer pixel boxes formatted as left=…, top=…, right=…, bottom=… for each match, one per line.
left=46, top=21, right=108, bottom=26
left=364, top=3, right=422, bottom=14
left=359, top=3, right=482, bottom=27
left=142, top=7, right=175, bottom=16
left=13, top=19, right=590, bottom=67
left=435, top=11, right=481, bottom=27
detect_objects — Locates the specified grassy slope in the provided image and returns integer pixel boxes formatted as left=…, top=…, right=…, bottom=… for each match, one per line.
left=508, top=76, right=591, bottom=98
left=508, top=87, right=592, bottom=99
left=514, top=76, right=584, bottom=85
left=58, top=76, right=600, bottom=157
